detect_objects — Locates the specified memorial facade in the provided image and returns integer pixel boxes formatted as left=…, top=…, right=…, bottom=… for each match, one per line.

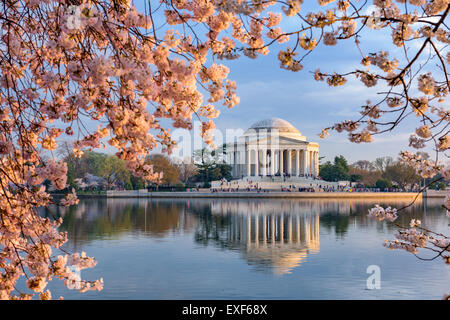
left=227, top=118, right=320, bottom=179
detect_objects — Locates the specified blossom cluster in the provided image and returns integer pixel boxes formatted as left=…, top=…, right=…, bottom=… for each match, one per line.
left=383, top=219, right=450, bottom=261
left=399, top=151, right=443, bottom=179
left=367, top=205, right=398, bottom=222
left=0, top=0, right=449, bottom=299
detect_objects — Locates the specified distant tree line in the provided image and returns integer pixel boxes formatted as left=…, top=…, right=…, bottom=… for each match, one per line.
left=60, top=143, right=442, bottom=192
left=319, top=153, right=447, bottom=190
left=58, top=143, right=232, bottom=191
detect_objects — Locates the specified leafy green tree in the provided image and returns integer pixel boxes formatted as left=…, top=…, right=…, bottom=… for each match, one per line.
left=124, top=181, right=133, bottom=190
left=334, top=155, right=349, bottom=178
left=130, top=175, right=145, bottom=190
left=350, top=174, right=363, bottom=183
left=437, top=182, right=446, bottom=190
left=430, top=181, right=446, bottom=190
left=193, top=147, right=217, bottom=165
left=319, top=161, right=335, bottom=181
left=194, top=161, right=232, bottom=183
left=376, top=178, right=393, bottom=189
left=192, top=147, right=232, bottom=184
left=98, top=155, right=131, bottom=189
left=82, top=152, right=108, bottom=177
left=63, top=149, right=133, bottom=190
left=319, top=155, right=350, bottom=182
left=214, top=163, right=232, bottom=181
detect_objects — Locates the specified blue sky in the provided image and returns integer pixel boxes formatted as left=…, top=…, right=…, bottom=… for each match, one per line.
left=88, top=2, right=446, bottom=165
left=212, top=44, right=421, bottom=164
left=197, top=2, right=445, bottom=164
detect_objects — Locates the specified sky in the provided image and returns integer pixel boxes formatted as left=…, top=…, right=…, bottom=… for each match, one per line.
left=210, top=2, right=450, bottom=164
left=84, top=1, right=447, bottom=165
left=209, top=50, right=426, bottom=164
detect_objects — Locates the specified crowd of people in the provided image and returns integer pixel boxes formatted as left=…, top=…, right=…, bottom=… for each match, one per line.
left=188, top=177, right=421, bottom=193
left=208, top=181, right=419, bottom=193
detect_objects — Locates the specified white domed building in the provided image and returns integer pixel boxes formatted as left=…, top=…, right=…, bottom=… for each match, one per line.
left=226, top=118, right=320, bottom=180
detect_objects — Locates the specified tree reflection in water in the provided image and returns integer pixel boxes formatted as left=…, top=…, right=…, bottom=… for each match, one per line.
left=40, top=197, right=446, bottom=275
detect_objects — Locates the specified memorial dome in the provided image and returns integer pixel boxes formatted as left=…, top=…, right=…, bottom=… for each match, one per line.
left=248, top=118, right=301, bottom=134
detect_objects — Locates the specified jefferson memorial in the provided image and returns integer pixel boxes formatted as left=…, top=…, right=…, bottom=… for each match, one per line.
left=226, top=118, right=319, bottom=179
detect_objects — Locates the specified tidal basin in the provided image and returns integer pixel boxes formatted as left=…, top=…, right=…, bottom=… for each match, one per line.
left=41, top=198, right=450, bottom=300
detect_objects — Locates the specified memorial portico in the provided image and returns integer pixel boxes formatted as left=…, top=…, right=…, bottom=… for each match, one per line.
left=227, top=118, right=320, bottom=179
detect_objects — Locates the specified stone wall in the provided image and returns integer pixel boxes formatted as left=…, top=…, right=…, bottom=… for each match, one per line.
left=423, top=190, right=448, bottom=198
left=106, top=190, right=423, bottom=199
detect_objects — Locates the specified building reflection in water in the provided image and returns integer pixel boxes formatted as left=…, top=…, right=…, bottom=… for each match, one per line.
left=234, top=212, right=319, bottom=275
left=205, top=201, right=320, bottom=275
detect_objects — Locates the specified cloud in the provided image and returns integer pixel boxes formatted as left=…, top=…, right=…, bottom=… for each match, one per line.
left=370, top=133, right=411, bottom=143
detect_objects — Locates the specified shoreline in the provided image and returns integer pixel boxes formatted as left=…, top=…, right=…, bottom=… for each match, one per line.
left=105, top=190, right=434, bottom=199
left=51, top=190, right=447, bottom=199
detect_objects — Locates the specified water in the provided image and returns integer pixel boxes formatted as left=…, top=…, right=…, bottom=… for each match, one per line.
left=41, top=198, right=450, bottom=299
